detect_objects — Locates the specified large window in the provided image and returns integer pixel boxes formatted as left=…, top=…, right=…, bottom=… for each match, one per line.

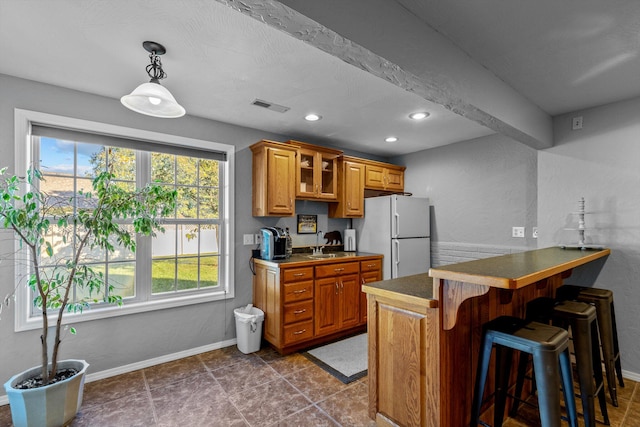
left=14, top=109, right=235, bottom=331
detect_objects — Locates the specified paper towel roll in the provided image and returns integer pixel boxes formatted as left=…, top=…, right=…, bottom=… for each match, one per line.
left=344, top=229, right=356, bottom=252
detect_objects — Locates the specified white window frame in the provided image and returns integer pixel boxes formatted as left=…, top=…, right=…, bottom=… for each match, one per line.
left=13, top=109, right=235, bottom=332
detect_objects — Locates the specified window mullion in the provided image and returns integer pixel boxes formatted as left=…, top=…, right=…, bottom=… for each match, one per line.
left=136, top=151, right=152, bottom=301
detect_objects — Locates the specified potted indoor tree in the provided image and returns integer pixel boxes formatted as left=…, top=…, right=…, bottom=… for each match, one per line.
left=1, top=165, right=176, bottom=427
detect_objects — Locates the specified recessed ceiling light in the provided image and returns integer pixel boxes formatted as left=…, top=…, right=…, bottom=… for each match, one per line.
left=305, top=113, right=322, bottom=121
left=385, top=136, right=398, bottom=143
left=409, top=111, right=430, bottom=120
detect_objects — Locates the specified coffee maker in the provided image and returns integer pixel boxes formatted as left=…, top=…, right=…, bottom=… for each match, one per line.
left=260, top=227, right=287, bottom=260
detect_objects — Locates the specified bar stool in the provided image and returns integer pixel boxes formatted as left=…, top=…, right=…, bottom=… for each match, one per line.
left=512, top=298, right=609, bottom=427
left=557, top=286, right=624, bottom=407
left=471, top=316, right=578, bottom=427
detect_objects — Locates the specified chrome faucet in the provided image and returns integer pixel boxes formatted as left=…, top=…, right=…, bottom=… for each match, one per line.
left=313, top=230, right=324, bottom=255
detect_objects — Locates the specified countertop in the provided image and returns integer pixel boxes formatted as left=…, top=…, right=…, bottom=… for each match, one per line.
left=429, top=246, right=610, bottom=289
left=362, top=272, right=438, bottom=308
left=252, top=251, right=383, bottom=267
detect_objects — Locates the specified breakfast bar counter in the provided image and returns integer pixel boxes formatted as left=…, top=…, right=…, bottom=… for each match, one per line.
left=362, top=246, right=610, bottom=427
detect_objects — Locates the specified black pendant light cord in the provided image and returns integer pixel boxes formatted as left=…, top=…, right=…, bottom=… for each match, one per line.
left=146, top=52, right=167, bottom=83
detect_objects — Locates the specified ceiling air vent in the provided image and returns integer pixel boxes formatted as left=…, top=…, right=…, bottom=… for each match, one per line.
left=251, top=99, right=290, bottom=113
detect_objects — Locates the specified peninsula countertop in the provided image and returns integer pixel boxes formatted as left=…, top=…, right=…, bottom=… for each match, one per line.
left=364, top=246, right=612, bottom=426
left=429, top=246, right=611, bottom=289
left=361, top=272, right=438, bottom=308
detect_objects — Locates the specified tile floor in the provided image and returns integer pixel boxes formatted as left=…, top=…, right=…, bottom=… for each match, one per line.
left=0, top=344, right=638, bottom=426
left=0, top=345, right=375, bottom=427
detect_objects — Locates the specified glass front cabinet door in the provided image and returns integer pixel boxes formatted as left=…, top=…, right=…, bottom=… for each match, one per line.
left=289, top=141, right=340, bottom=201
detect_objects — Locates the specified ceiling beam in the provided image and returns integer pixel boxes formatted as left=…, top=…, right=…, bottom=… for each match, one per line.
left=216, top=0, right=553, bottom=149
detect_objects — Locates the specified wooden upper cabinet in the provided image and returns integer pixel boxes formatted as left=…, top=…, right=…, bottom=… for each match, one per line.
left=363, top=160, right=406, bottom=192
left=328, top=156, right=365, bottom=218
left=286, top=140, right=341, bottom=201
left=251, top=140, right=297, bottom=217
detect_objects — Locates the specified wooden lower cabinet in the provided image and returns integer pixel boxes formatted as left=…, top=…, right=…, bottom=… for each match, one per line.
left=253, top=255, right=381, bottom=354
left=360, top=259, right=382, bottom=324
left=367, top=293, right=440, bottom=427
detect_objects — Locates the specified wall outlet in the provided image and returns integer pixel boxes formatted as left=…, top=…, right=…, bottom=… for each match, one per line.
left=255, top=233, right=262, bottom=245
left=243, top=234, right=254, bottom=245
left=512, top=227, right=525, bottom=238
left=532, top=227, right=538, bottom=239
left=572, top=116, right=583, bottom=130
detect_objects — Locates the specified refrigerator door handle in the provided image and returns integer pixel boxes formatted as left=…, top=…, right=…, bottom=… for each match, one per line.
left=394, top=212, right=400, bottom=238
left=394, top=240, right=400, bottom=276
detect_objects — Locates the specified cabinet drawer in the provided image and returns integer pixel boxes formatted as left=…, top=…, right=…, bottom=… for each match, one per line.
left=283, top=280, right=313, bottom=303
left=283, top=320, right=314, bottom=345
left=283, top=300, right=313, bottom=324
left=316, top=262, right=359, bottom=278
left=360, top=259, right=381, bottom=273
left=283, top=267, right=314, bottom=283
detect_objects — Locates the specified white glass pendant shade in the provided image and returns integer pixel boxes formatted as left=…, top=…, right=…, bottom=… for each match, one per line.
left=120, top=81, right=185, bottom=118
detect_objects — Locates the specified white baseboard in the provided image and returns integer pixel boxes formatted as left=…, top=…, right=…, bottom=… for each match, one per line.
left=84, top=338, right=237, bottom=383
left=0, top=338, right=237, bottom=407
left=622, top=369, right=640, bottom=382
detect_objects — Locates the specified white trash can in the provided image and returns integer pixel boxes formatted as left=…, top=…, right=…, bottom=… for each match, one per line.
left=234, top=305, right=264, bottom=354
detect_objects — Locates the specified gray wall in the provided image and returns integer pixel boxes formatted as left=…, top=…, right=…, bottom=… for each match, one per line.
left=3, top=73, right=639, bottom=393
left=393, top=133, right=539, bottom=256
left=539, top=97, right=640, bottom=375
left=395, top=97, right=640, bottom=377
left=0, top=74, right=351, bottom=394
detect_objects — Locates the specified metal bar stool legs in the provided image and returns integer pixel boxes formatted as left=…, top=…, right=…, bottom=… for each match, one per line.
left=471, top=316, right=578, bottom=427
left=558, top=286, right=624, bottom=407
left=513, top=298, right=610, bottom=426
left=577, top=288, right=624, bottom=407
left=554, top=301, right=610, bottom=426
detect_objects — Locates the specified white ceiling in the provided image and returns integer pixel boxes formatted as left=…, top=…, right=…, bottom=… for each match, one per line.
left=1, top=0, right=639, bottom=156
left=395, top=0, right=640, bottom=116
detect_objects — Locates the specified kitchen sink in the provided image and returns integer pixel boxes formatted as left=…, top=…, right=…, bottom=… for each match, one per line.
left=306, top=253, right=337, bottom=259
left=306, top=252, right=355, bottom=260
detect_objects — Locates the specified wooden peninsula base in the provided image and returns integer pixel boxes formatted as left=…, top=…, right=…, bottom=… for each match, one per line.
left=363, top=247, right=610, bottom=427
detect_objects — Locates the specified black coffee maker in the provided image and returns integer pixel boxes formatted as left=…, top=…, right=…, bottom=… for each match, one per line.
left=260, top=227, right=287, bottom=260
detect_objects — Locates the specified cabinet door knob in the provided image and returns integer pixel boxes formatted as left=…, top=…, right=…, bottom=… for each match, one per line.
left=335, top=282, right=339, bottom=295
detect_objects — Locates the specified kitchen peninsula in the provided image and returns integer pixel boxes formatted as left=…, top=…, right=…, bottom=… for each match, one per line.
left=363, top=246, right=610, bottom=427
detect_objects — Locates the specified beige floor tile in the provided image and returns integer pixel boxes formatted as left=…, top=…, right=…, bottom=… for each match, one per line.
left=228, top=377, right=312, bottom=427
left=82, top=370, right=147, bottom=408
left=211, top=356, right=280, bottom=395
left=70, top=391, right=155, bottom=427
left=285, top=364, right=351, bottom=403
left=271, top=405, right=339, bottom=426
left=143, top=355, right=208, bottom=390
left=317, top=381, right=376, bottom=427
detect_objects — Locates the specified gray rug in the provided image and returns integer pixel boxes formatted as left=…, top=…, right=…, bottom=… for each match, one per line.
left=303, top=333, right=367, bottom=383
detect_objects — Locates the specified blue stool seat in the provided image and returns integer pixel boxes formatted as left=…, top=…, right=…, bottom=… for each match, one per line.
left=471, top=316, right=578, bottom=427
left=512, top=297, right=610, bottom=427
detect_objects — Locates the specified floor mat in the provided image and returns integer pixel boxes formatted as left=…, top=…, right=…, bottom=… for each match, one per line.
left=303, top=334, right=367, bottom=384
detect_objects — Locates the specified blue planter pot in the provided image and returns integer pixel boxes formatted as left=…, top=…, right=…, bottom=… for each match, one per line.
left=4, top=359, right=89, bottom=427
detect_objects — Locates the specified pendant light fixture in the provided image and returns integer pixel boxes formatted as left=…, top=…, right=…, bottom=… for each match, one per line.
left=121, top=41, right=186, bottom=118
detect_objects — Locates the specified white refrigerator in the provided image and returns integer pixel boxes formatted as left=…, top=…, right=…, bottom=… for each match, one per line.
left=354, top=195, right=430, bottom=280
